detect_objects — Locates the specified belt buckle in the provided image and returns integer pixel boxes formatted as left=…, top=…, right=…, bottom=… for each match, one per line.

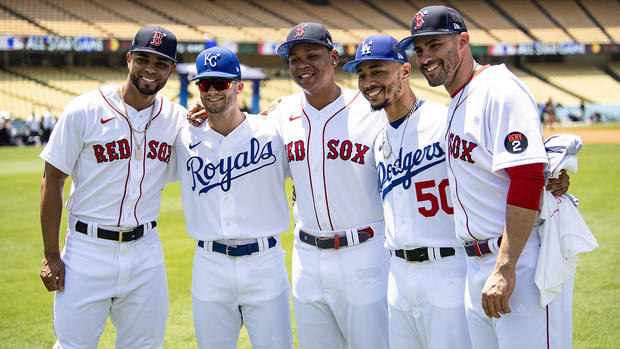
left=226, top=245, right=234, bottom=256
left=118, top=229, right=132, bottom=243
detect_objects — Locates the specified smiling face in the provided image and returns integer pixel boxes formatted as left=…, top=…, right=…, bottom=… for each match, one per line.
left=356, top=60, right=405, bottom=111
left=287, top=42, right=338, bottom=95
left=413, top=33, right=462, bottom=89
left=127, top=52, right=175, bottom=96
left=199, top=79, right=243, bottom=115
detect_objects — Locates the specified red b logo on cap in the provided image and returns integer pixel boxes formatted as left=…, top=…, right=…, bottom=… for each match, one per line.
left=150, top=31, right=163, bottom=46
left=414, top=12, right=424, bottom=30
left=295, top=24, right=305, bottom=38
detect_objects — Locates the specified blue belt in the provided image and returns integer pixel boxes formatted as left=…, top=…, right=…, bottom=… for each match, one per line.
left=197, top=237, right=277, bottom=257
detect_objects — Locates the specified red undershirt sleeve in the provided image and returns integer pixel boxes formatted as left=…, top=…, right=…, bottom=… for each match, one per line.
left=505, top=163, right=545, bottom=210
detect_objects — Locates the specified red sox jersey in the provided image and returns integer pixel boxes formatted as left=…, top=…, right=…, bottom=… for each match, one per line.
left=375, top=101, right=459, bottom=249
left=270, top=88, right=386, bottom=233
left=445, top=64, right=548, bottom=242
left=40, top=83, right=185, bottom=227
left=172, top=115, right=291, bottom=241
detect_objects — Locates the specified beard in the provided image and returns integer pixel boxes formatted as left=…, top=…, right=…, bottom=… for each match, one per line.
left=368, top=77, right=402, bottom=111
left=130, top=72, right=166, bottom=96
left=421, top=46, right=460, bottom=87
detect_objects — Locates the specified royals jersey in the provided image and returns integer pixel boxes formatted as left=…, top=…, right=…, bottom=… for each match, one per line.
left=40, top=83, right=185, bottom=228
left=445, top=64, right=548, bottom=242
left=375, top=101, right=459, bottom=249
left=270, top=88, right=386, bottom=232
left=173, top=114, right=291, bottom=241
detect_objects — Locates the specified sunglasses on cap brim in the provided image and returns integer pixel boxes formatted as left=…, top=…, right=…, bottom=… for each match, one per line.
left=196, top=78, right=237, bottom=92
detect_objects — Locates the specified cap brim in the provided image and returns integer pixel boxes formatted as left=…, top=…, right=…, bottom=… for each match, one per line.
left=130, top=48, right=177, bottom=63
left=342, top=57, right=407, bottom=74
left=277, top=39, right=333, bottom=58
left=399, top=30, right=466, bottom=50
left=191, top=71, right=240, bottom=81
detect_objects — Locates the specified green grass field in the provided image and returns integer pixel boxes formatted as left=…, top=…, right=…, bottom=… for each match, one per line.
left=0, top=144, right=618, bottom=348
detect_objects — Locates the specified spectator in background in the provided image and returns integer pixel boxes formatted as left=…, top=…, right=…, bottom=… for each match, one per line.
left=541, top=98, right=556, bottom=128
left=568, top=100, right=585, bottom=122
left=591, top=112, right=602, bottom=123
left=27, top=111, right=41, bottom=145
left=41, top=109, right=56, bottom=144
left=0, top=117, right=11, bottom=146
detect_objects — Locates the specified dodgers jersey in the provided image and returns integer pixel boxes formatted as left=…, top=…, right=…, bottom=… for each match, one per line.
left=173, top=114, right=291, bottom=241
left=40, top=83, right=185, bottom=228
left=375, top=101, right=459, bottom=249
left=445, top=64, right=548, bottom=242
left=270, top=88, right=386, bottom=232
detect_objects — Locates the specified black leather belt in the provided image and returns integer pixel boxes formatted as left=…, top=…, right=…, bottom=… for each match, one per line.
left=464, top=237, right=502, bottom=257
left=198, top=237, right=277, bottom=257
left=299, top=227, right=374, bottom=249
left=75, top=221, right=156, bottom=242
left=394, top=247, right=455, bottom=262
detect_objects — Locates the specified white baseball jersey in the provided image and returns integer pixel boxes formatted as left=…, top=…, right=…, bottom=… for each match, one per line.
left=270, top=88, right=385, bottom=232
left=445, top=64, right=548, bottom=242
left=41, top=83, right=185, bottom=348
left=172, top=114, right=291, bottom=241
left=270, top=88, right=391, bottom=349
left=375, top=100, right=459, bottom=249
left=40, top=83, right=185, bottom=228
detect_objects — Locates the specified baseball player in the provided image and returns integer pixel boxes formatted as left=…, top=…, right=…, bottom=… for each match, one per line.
left=172, top=46, right=293, bottom=349
left=343, top=34, right=472, bottom=349
left=39, top=26, right=184, bottom=348
left=401, top=6, right=571, bottom=348
left=271, top=23, right=390, bottom=349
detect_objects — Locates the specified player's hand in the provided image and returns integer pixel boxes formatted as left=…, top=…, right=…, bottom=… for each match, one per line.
left=40, top=255, right=65, bottom=292
left=259, top=96, right=284, bottom=116
left=186, top=102, right=208, bottom=127
left=481, top=267, right=515, bottom=318
left=546, top=169, right=569, bottom=197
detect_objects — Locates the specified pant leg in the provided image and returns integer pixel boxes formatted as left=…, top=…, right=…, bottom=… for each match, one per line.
left=292, top=242, right=346, bottom=349
left=326, top=238, right=390, bottom=349
left=110, top=230, right=169, bottom=349
left=192, top=296, right=242, bottom=349
left=243, top=289, right=293, bottom=349
left=388, top=259, right=424, bottom=349
left=466, top=239, right=554, bottom=349
left=53, top=231, right=117, bottom=349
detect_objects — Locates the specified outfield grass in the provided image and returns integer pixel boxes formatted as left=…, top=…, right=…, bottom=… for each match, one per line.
left=0, top=144, right=618, bottom=348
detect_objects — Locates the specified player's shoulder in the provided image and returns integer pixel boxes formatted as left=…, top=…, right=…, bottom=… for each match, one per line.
left=60, top=84, right=113, bottom=120
left=477, top=64, right=533, bottom=100
left=267, top=92, right=304, bottom=120
left=155, top=93, right=187, bottom=129
left=245, top=113, right=282, bottom=140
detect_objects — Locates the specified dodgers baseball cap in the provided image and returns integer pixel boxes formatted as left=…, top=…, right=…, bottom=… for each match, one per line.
left=399, top=6, right=468, bottom=49
left=192, top=46, right=241, bottom=81
left=342, top=35, right=408, bottom=73
left=130, top=26, right=177, bottom=62
left=277, top=23, right=334, bottom=58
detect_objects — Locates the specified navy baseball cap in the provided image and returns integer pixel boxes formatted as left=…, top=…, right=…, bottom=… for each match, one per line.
left=343, top=35, right=408, bottom=73
left=277, top=23, right=334, bottom=58
left=192, top=46, right=241, bottom=81
left=399, top=6, right=467, bottom=50
left=130, top=26, right=177, bottom=63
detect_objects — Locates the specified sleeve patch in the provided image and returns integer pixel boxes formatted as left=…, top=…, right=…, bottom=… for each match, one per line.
left=504, top=132, right=528, bottom=154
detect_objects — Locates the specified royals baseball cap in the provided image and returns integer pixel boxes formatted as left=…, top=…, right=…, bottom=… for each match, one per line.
left=192, top=46, right=241, bottom=81
left=399, top=6, right=467, bottom=49
left=130, top=26, right=177, bottom=62
left=342, top=35, right=407, bottom=73
left=277, top=22, right=334, bottom=58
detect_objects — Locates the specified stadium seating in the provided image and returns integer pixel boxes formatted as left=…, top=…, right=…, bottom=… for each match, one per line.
left=526, top=63, right=620, bottom=104
left=0, top=0, right=618, bottom=119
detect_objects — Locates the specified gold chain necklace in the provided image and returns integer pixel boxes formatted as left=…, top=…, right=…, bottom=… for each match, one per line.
left=119, top=85, right=155, bottom=160
left=382, top=96, right=419, bottom=160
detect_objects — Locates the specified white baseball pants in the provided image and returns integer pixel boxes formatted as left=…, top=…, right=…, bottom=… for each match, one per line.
left=53, top=226, right=168, bottom=349
left=387, top=248, right=472, bottom=349
left=291, top=237, right=390, bottom=349
left=191, top=243, right=293, bottom=349
left=464, top=234, right=573, bottom=349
